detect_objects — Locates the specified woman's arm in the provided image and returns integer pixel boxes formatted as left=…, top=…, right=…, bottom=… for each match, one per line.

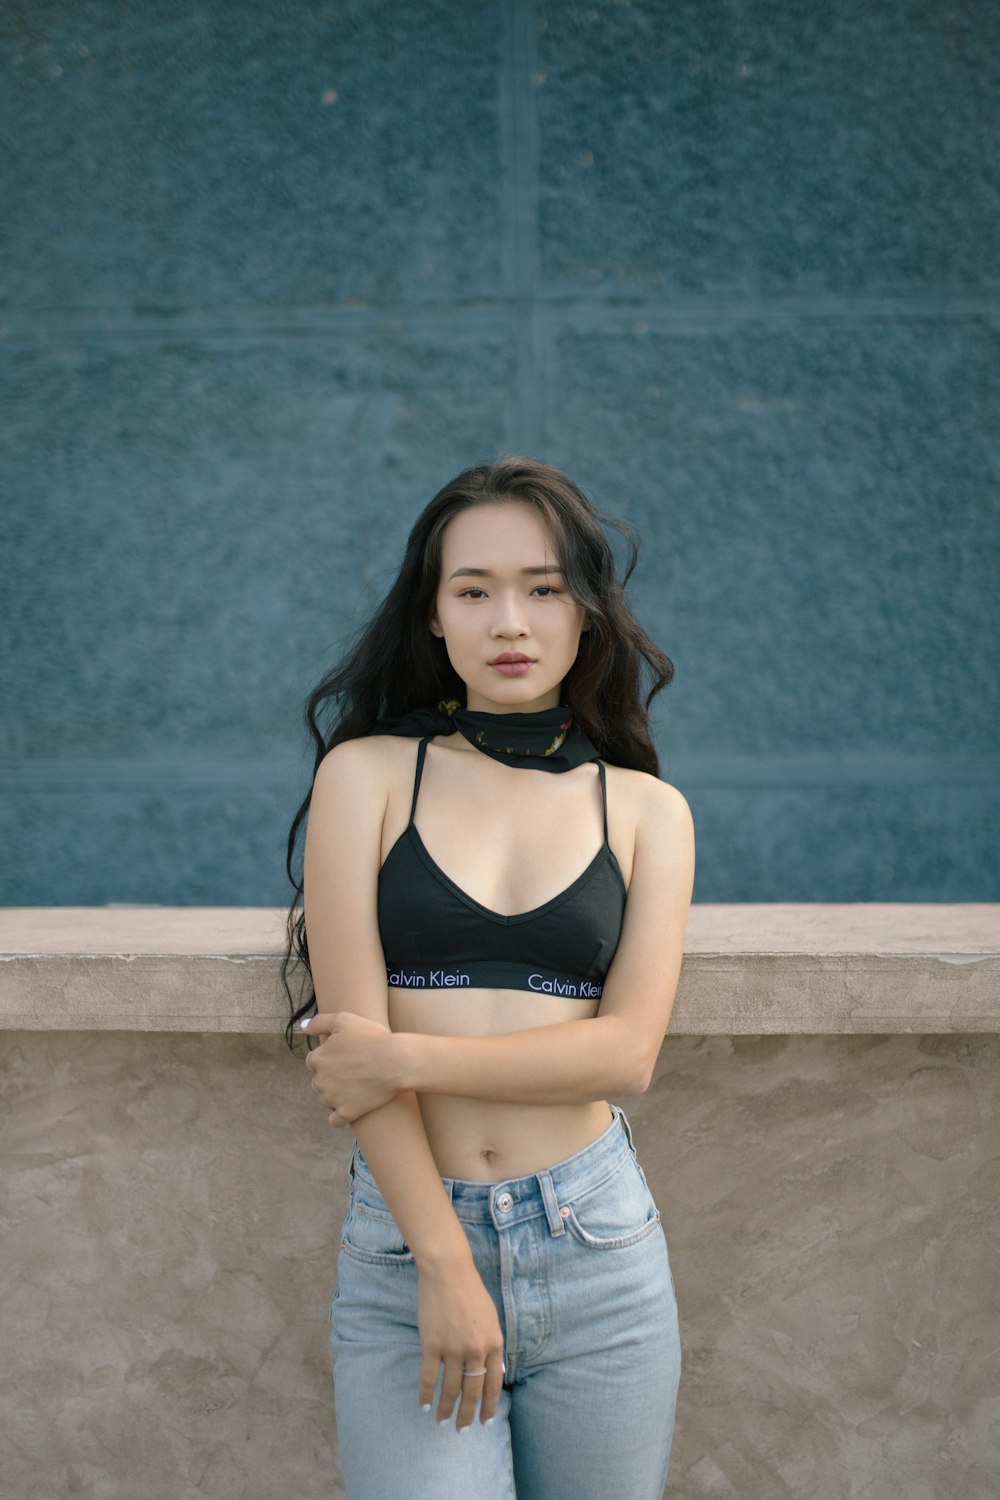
left=307, top=777, right=695, bottom=1117
left=302, top=740, right=504, bottom=1430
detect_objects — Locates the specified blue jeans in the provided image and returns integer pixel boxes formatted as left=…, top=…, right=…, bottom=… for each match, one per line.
left=329, top=1106, right=681, bottom=1499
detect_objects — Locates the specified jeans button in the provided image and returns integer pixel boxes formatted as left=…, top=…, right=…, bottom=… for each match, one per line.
left=495, top=1191, right=514, bottom=1213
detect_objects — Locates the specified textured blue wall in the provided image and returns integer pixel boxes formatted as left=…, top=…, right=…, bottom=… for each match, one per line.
left=1, top=1, right=997, bottom=904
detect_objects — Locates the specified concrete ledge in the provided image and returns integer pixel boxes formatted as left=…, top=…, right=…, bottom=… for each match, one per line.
left=1, top=905, right=997, bottom=1034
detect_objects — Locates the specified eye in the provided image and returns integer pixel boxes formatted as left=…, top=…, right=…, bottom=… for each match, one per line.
left=458, top=587, right=487, bottom=599
left=532, top=585, right=560, bottom=597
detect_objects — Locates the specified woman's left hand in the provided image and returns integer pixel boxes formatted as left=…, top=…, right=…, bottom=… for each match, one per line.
left=301, top=1011, right=403, bottom=1124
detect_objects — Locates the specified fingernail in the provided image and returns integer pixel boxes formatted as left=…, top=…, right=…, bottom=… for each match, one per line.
left=437, top=1419, right=449, bottom=1427
left=459, top=1424, right=470, bottom=1435
left=420, top=1404, right=432, bottom=1412
left=299, top=1017, right=311, bottom=1030
left=484, top=1417, right=495, bottom=1428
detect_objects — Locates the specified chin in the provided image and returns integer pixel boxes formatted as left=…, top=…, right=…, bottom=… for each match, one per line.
left=471, top=680, right=563, bottom=714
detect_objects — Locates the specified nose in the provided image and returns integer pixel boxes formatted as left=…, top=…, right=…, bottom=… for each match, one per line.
left=490, top=589, right=529, bottom=639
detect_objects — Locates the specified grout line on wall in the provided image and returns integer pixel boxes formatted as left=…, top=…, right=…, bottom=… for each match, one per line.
left=0, top=753, right=996, bottom=789
left=500, top=0, right=544, bottom=451
left=1, top=292, right=996, bottom=349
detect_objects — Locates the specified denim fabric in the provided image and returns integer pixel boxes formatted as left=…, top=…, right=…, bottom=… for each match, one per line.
left=329, top=1106, right=681, bottom=1500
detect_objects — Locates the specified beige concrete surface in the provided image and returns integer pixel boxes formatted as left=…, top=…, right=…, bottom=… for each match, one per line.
left=2, top=905, right=998, bottom=1032
left=2, top=1029, right=997, bottom=1499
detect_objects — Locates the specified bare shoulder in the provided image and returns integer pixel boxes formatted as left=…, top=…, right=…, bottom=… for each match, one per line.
left=605, top=766, right=695, bottom=915
left=604, top=762, right=694, bottom=837
left=306, top=736, right=419, bottom=890
left=313, top=734, right=415, bottom=804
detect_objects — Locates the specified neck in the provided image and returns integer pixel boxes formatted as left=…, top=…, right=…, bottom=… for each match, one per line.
left=463, top=690, right=563, bottom=716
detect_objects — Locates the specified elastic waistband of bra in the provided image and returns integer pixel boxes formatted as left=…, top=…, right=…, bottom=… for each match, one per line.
left=385, top=961, right=604, bottom=999
left=350, top=1105, right=640, bottom=1229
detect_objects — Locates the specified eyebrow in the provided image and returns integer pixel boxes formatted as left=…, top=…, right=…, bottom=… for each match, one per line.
left=446, top=565, right=565, bottom=580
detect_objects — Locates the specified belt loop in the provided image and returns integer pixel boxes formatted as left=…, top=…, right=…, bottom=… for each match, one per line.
left=348, top=1141, right=358, bottom=1180
left=616, top=1104, right=636, bottom=1157
left=537, top=1169, right=565, bottom=1237
left=614, top=1106, right=650, bottom=1187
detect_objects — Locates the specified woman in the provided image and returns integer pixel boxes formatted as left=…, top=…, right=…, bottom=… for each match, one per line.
left=284, top=457, right=695, bottom=1499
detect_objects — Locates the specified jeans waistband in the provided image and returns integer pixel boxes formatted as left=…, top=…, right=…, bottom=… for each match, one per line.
left=350, top=1105, right=639, bottom=1234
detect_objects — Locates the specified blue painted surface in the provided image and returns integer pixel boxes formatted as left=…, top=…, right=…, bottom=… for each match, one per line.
left=1, top=1, right=997, bottom=904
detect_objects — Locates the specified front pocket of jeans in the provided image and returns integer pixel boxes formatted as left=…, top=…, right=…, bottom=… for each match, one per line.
left=339, top=1200, right=416, bottom=1267
left=562, top=1158, right=661, bottom=1250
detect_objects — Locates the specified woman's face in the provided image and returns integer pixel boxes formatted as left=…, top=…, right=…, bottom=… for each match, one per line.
left=431, top=501, right=588, bottom=714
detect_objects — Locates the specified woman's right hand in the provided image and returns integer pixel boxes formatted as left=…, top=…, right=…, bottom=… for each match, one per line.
left=417, top=1258, right=505, bottom=1431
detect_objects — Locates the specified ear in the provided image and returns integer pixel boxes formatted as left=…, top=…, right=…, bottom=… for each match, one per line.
left=429, top=613, right=444, bottom=638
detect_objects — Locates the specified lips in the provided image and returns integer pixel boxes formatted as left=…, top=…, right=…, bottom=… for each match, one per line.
left=489, top=652, right=535, bottom=677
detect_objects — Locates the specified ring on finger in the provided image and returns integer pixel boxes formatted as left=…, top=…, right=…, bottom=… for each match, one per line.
left=462, top=1368, right=487, bottom=1378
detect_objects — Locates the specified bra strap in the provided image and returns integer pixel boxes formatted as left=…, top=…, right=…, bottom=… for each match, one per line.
left=408, top=736, right=431, bottom=825
left=596, top=760, right=609, bottom=843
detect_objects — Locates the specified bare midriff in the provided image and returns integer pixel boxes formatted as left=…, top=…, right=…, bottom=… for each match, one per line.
left=388, top=985, right=613, bottom=1181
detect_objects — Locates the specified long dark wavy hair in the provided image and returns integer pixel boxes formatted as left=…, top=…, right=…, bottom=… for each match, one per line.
left=282, top=456, right=674, bottom=1045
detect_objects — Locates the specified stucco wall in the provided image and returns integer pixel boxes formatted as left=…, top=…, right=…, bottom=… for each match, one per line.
left=2, top=1029, right=997, bottom=1499
left=2, top=0, right=998, bottom=906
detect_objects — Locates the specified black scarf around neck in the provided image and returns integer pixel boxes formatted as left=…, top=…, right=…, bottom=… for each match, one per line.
left=378, top=700, right=599, bottom=772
